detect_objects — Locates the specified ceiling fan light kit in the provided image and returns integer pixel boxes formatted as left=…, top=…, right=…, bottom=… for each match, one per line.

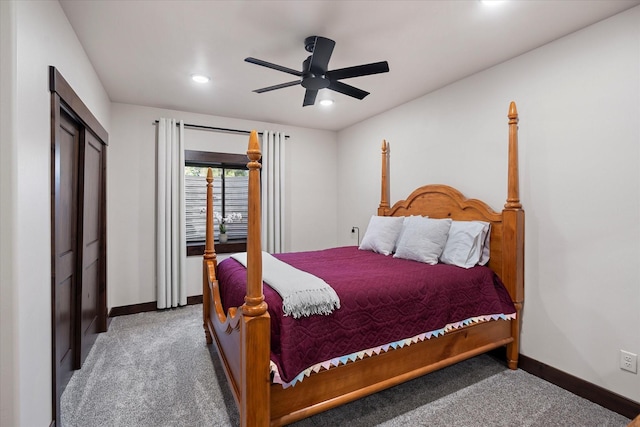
left=245, top=35, right=389, bottom=107
left=191, top=74, right=211, bottom=83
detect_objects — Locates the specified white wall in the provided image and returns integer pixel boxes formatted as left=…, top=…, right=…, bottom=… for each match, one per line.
left=337, top=6, right=640, bottom=403
left=0, top=1, right=112, bottom=425
left=108, top=103, right=338, bottom=308
left=0, top=1, right=18, bottom=425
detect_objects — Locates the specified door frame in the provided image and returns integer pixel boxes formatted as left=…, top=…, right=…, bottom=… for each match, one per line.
left=49, top=66, right=108, bottom=426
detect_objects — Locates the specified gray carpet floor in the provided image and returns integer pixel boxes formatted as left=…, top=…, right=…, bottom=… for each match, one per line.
left=61, top=304, right=632, bottom=427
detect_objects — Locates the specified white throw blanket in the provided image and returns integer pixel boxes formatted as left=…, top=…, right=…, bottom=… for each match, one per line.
left=231, top=252, right=341, bottom=318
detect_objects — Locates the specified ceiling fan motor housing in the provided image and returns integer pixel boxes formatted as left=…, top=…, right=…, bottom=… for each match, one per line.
left=301, top=56, right=331, bottom=90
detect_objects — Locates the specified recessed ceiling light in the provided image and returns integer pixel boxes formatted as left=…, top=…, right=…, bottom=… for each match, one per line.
left=191, top=74, right=211, bottom=83
left=319, top=99, right=334, bottom=106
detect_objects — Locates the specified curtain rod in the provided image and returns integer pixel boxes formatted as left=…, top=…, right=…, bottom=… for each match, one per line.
left=153, top=120, right=289, bottom=139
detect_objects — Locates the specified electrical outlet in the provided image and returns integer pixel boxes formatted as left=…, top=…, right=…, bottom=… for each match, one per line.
left=620, top=350, right=637, bottom=373
left=351, top=226, right=360, bottom=245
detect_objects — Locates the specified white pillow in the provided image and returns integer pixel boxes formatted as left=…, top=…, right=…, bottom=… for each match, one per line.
left=359, top=215, right=405, bottom=256
left=394, top=215, right=422, bottom=252
left=394, top=217, right=452, bottom=264
left=440, top=220, right=490, bottom=268
left=478, top=222, right=491, bottom=266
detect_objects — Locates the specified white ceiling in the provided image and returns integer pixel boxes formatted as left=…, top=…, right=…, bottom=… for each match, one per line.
left=59, top=0, right=640, bottom=132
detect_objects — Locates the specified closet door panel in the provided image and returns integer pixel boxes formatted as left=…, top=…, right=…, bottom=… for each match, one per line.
left=53, top=111, right=80, bottom=391
left=80, top=131, right=104, bottom=364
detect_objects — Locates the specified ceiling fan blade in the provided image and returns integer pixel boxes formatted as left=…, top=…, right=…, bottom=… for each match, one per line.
left=326, top=61, right=389, bottom=81
left=303, top=89, right=318, bottom=107
left=308, top=36, right=335, bottom=75
left=253, top=80, right=300, bottom=93
left=245, top=57, right=302, bottom=77
left=328, top=80, right=369, bottom=100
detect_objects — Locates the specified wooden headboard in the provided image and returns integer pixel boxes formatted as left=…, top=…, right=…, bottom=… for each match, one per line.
left=377, top=102, right=524, bottom=312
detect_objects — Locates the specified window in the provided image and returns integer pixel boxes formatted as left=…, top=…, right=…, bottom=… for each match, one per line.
left=184, top=150, right=249, bottom=255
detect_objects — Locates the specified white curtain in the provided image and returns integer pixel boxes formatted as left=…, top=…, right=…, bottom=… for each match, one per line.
left=261, top=131, right=286, bottom=253
left=156, top=118, right=187, bottom=309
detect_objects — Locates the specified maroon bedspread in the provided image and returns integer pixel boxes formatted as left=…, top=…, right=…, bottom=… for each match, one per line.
left=216, top=246, right=515, bottom=384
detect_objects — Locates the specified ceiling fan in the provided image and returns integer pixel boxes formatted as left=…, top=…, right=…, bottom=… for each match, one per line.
left=245, top=36, right=390, bottom=107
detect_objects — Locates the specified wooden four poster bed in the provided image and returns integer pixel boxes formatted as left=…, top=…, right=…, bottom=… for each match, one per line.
left=203, top=102, right=524, bottom=426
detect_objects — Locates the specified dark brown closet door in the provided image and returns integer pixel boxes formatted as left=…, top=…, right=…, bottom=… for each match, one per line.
left=79, top=131, right=104, bottom=364
left=53, top=110, right=81, bottom=397
left=50, top=66, right=109, bottom=427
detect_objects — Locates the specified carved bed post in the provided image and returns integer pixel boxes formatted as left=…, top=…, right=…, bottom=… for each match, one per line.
left=378, top=140, right=390, bottom=216
left=505, top=102, right=522, bottom=211
left=203, top=168, right=217, bottom=344
left=502, top=101, right=525, bottom=369
left=240, top=130, right=270, bottom=427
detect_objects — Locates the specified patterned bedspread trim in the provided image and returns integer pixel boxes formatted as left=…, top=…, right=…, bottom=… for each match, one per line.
left=270, top=312, right=516, bottom=388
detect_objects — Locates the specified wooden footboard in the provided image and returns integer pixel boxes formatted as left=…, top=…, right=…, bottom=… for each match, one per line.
left=203, top=103, right=524, bottom=426
left=270, top=319, right=513, bottom=426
